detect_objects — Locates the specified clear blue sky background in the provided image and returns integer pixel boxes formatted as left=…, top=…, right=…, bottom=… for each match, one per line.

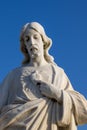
left=0, top=0, right=87, bottom=129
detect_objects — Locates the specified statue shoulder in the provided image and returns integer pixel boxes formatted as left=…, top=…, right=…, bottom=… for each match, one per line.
left=2, top=66, right=23, bottom=82
left=51, top=63, right=64, bottom=73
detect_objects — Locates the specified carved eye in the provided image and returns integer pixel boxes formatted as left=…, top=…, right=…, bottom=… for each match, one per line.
left=34, top=34, right=39, bottom=40
left=25, top=36, right=30, bottom=42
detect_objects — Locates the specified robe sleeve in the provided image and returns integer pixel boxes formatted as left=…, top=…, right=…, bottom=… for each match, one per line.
left=67, top=90, right=87, bottom=125
left=0, top=71, right=14, bottom=109
left=55, top=66, right=87, bottom=126
left=63, top=71, right=87, bottom=125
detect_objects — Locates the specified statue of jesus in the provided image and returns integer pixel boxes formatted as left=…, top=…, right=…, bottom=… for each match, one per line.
left=0, top=22, right=87, bottom=130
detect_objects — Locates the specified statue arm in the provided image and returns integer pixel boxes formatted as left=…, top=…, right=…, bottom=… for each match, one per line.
left=49, top=69, right=87, bottom=126
left=0, top=71, right=13, bottom=110
left=39, top=82, right=62, bottom=103
left=57, top=70, right=87, bottom=125
left=37, top=67, right=73, bottom=103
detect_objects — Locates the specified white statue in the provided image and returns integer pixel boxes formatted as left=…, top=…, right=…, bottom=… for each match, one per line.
left=0, top=22, right=87, bottom=130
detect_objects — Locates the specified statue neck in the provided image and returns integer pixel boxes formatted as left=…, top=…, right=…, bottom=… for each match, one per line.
left=29, top=56, right=48, bottom=67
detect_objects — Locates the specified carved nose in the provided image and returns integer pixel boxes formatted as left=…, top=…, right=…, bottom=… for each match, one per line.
left=30, top=38, right=34, bottom=45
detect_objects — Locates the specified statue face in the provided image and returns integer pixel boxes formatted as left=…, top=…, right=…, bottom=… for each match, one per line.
left=24, top=29, right=44, bottom=60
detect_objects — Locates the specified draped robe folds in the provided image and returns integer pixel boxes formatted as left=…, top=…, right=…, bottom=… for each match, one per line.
left=0, top=64, right=87, bottom=130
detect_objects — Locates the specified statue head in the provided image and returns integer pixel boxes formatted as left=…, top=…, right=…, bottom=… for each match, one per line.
left=20, top=22, right=54, bottom=64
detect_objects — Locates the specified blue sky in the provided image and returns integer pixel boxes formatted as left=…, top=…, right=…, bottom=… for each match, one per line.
left=0, top=0, right=87, bottom=129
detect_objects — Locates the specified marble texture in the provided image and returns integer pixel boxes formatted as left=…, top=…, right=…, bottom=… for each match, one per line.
left=0, top=22, right=87, bottom=130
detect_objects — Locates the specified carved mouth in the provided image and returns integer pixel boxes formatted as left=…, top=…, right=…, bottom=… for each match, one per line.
left=30, top=48, right=38, bottom=52
left=30, top=46, right=38, bottom=52
left=36, top=82, right=41, bottom=86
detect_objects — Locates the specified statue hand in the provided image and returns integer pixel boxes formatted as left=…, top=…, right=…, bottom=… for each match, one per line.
left=30, top=71, right=42, bottom=85
left=39, top=81, right=62, bottom=103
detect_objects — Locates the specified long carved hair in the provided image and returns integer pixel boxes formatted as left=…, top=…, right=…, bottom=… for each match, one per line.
left=20, top=22, right=54, bottom=64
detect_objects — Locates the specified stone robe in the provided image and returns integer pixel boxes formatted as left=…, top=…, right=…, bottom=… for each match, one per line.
left=0, top=64, right=87, bottom=130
